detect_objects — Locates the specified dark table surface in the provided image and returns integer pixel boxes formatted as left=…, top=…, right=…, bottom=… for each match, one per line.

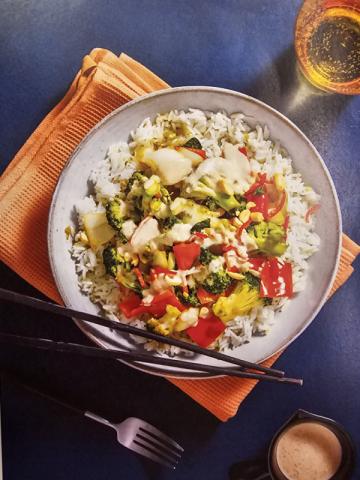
left=0, top=0, right=359, bottom=479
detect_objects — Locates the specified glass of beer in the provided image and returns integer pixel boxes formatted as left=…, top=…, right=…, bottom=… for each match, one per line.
left=295, top=0, right=360, bottom=94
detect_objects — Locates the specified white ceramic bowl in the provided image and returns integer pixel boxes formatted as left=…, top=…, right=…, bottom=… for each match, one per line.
left=48, top=87, right=341, bottom=378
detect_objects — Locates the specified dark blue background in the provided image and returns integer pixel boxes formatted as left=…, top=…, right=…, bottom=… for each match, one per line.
left=0, top=1, right=359, bottom=479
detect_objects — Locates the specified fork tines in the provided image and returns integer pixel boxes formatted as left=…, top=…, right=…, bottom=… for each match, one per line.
left=132, top=422, right=183, bottom=469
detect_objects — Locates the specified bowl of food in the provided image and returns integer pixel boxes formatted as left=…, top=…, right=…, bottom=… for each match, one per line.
left=48, top=86, right=341, bottom=378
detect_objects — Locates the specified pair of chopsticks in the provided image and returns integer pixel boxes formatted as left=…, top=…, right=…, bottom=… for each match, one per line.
left=0, top=288, right=302, bottom=385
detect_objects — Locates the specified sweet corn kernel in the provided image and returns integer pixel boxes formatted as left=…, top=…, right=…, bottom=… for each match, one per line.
left=232, top=217, right=242, bottom=227
left=239, top=209, right=250, bottom=223
left=250, top=212, right=264, bottom=222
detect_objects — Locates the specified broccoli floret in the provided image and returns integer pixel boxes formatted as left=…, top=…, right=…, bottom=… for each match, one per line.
left=203, top=196, right=219, bottom=211
left=247, top=221, right=287, bottom=256
left=202, top=269, right=232, bottom=294
left=146, top=305, right=181, bottom=336
left=223, top=197, right=247, bottom=218
left=190, top=219, right=210, bottom=233
left=183, top=137, right=202, bottom=149
left=116, top=270, right=142, bottom=295
left=105, top=199, right=124, bottom=231
left=102, top=246, right=122, bottom=277
left=189, top=178, right=243, bottom=212
left=199, top=247, right=217, bottom=265
left=103, top=246, right=134, bottom=277
left=175, top=287, right=200, bottom=307
left=160, top=215, right=180, bottom=231
left=244, top=272, right=260, bottom=290
left=125, top=172, right=147, bottom=196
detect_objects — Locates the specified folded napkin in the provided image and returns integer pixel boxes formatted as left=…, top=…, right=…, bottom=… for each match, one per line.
left=1, top=49, right=359, bottom=422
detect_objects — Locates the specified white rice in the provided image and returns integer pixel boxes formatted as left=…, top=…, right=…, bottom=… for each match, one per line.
left=70, top=109, right=320, bottom=355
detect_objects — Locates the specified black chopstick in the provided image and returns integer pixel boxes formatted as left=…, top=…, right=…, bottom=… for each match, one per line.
left=0, top=288, right=284, bottom=377
left=0, top=332, right=302, bottom=385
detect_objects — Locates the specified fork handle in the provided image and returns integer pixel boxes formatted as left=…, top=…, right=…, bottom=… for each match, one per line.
left=84, top=411, right=117, bottom=431
left=1, top=371, right=85, bottom=416
left=1, top=371, right=116, bottom=431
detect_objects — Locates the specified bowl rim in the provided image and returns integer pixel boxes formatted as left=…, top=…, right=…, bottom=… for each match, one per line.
left=48, top=85, right=342, bottom=379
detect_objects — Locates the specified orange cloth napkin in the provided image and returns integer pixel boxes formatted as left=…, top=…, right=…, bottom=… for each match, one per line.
left=1, top=49, right=359, bottom=422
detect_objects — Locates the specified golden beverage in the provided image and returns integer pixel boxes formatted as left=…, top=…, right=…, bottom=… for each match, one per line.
left=295, top=0, right=360, bottom=94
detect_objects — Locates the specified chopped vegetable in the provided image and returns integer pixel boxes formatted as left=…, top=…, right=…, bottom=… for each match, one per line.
left=247, top=221, right=287, bottom=256
left=244, top=272, right=260, bottom=289
left=213, top=282, right=262, bottom=323
left=199, top=247, right=217, bottom=265
left=177, top=147, right=205, bottom=166
left=190, top=219, right=210, bottom=233
left=201, top=269, right=232, bottom=294
left=186, top=312, right=225, bottom=348
left=131, top=289, right=185, bottom=318
left=173, top=242, right=200, bottom=270
left=189, top=177, right=244, bottom=212
left=238, top=146, right=247, bottom=156
left=260, top=258, right=293, bottom=298
left=160, top=215, right=180, bottom=231
left=196, top=287, right=220, bottom=305
left=116, top=270, right=142, bottom=295
left=305, top=204, right=320, bottom=223
left=82, top=212, right=115, bottom=250
left=119, top=293, right=142, bottom=319
left=103, top=246, right=123, bottom=277
left=133, top=267, right=146, bottom=288
left=105, top=199, right=125, bottom=231
left=175, top=286, right=200, bottom=307
left=131, top=217, right=160, bottom=252
left=146, top=305, right=182, bottom=336
left=143, top=147, right=193, bottom=185
left=153, top=250, right=168, bottom=268
left=183, top=137, right=202, bottom=149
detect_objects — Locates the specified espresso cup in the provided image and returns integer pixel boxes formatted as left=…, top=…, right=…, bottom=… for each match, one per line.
left=229, top=410, right=355, bottom=480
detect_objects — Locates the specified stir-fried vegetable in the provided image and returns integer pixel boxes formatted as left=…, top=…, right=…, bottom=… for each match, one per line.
left=212, top=282, right=262, bottom=323
left=79, top=132, right=304, bottom=350
left=201, top=269, right=232, bottom=294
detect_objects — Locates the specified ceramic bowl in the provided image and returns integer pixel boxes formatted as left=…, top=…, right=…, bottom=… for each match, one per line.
left=48, top=87, right=341, bottom=378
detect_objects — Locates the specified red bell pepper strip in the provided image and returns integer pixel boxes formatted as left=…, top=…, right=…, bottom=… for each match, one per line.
left=185, top=147, right=207, bottom=159
left=245, top=173, right=268, bottom=196
left=133, top=268, right=146, bottom=289
left=239, top=146, right=248, bottom=156
left=186, top=313, right=225, bottom=348
left=305, top=204, right=320, bottom=223
left=193, top=232, right=208, bottom=239
left=173, top=242, right=200, bottom=270
left=236, top=219, right=252, bottom=239
left=283, top=215, right=290, bottom=232
left=267, top=190, right=286, bottom=220
left=246, top=191, right=270, bottom=219
left=223, top=245, right=237, bottom=253
left=119, top=293, right=142, bottom=319
left=260, top=258, right=293, bottom=298
left=196, top=287, right=220, bottom=305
